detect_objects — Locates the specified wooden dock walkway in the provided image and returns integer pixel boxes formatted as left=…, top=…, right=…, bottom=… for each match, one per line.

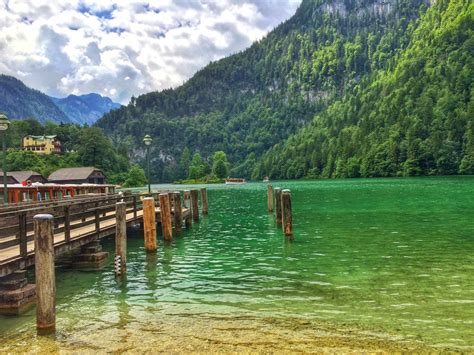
left=0, top=193, right=191, bottom=277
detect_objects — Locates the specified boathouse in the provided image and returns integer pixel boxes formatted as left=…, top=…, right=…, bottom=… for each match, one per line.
left=48, top=167, right=107, bottom=184
left=0, top=170, right=48, bottom=184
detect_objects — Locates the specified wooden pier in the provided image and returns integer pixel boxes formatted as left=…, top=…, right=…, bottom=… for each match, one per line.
left=0, top=188, right=210, bottom=315
left=0, top=191, right=197, bottom=278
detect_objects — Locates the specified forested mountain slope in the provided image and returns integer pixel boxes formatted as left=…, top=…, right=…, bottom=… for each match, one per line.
left=97, top=0, right=471, bottom=182
left=255, top=0, right=474, bottom=179
left=0, top=75, right=71, bottom=124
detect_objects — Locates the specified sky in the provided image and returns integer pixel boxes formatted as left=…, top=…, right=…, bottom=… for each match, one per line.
left=0, top=0, right=301, bottom=104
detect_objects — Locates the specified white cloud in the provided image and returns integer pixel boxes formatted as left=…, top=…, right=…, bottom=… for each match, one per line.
left=0, top=0, right=301, bottom=104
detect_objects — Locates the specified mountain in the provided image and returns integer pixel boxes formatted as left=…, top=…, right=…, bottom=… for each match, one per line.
left=0, top=74, right=70, bottom=124
left=255, top=0, right=474, bottom=179
left=97, top=0, right=473, bottom=182
left=51, top=94, right=121, bottom=126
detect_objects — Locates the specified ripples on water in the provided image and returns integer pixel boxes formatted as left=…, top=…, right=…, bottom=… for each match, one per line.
left=0, top=177, right=473, bottom=352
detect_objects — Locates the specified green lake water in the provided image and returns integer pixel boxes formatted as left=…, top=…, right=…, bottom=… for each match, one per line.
left=0, top=177, right=473, bottom=351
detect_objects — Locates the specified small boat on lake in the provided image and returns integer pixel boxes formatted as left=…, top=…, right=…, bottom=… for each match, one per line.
left=263, top=176, right=269, bottom=183
left=225, top=178, right=246, bottom=185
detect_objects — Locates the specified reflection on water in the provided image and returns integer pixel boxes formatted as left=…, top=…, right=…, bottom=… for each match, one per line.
left=0, top=177, right=473, bottom=352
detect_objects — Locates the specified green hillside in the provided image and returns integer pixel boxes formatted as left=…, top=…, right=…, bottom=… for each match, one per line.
left=256, top=0, right=474, bottom=179
left=97, top=0, right=472, bottom=182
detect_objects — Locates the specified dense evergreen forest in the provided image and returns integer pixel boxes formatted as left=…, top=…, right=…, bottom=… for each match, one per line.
left=97, top=0, right=473, bottom=182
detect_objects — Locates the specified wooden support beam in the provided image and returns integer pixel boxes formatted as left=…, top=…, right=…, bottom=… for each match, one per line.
left=94, top=206, right=100, bottom=237
left=19, top=213, right=27, bottom=259
left=274, top=187, right=282, bottom=225
left=281, top=189, right=292, bottom=237
left=34, top=214, right=56, bottom=335
left=159, top=193, right=172, bottom=241
left=173, top=192, right=182, bottom=233
left=132, top=195, right=138, bottom=219
left=201, top=188, right=208, bottom=215
left=142, top=197, right=157, bottom=252
left=190, top=190, right=199, bottom=222
left=115, top=202, right=127, bottom=276
left=64, top=206, right=71, bottom=244
left=267, top=185, right=273, bottom=212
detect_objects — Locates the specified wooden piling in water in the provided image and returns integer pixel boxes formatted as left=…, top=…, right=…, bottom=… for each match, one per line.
left=143, top=197, right=157, bottom=252
left=184, top=190, right=190, bottom=207
left=267, top=185, right=273, bottom=212
left=159, top=193, right=172, bottom=241
left=115, top=201, right=127, bottom=276
left=34, top=214, right=56, bottom=335
left=173, top=191, right=182, bottom=233
left=184, top=190, right=192, bottom=228
left=201, top=188, right=208, bottom=215
left=190, top=189, right=199, bottom=221
left=274, top=187, right=282, bottom=225
left=281, top=189, right=292, bottom=237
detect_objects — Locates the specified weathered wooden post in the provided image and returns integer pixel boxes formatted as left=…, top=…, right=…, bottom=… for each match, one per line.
left=159, top=193, right=172, bottom=241
left=34, top=214, right=56, bottom=335
left=115, top=201, right=127, bottom=276
left=184, top=190, right=192, bottom=228
left=201, top=188, right=208, bottom=215
left=190, top=189, right=199, bottom=221
left=142, top=197, right=157, bottom=252
left=274, top=187, right=282, bottom=225
left=267, top=185, right=273, bottom=212
left=173, top=191, right=182, bottom=233
left=281, top=189, right=292, bottom=237
left=184, top=190, right=190, bottom=208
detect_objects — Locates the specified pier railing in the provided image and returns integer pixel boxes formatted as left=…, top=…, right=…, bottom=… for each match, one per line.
left=0, top=194, right=140, bottom=272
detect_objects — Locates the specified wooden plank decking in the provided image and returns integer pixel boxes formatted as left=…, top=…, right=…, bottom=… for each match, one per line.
left=0, top=193, right=191, bottom=277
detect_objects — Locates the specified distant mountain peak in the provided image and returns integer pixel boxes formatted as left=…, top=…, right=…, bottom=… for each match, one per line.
left=0, top=74, right=121, bottom=126
left=51, top=93, right=121, bottom=126
left=0, top=74, right=70, bottom=124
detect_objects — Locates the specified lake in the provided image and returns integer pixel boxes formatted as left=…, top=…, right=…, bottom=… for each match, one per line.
left=0, top=177, right=473, bottom=352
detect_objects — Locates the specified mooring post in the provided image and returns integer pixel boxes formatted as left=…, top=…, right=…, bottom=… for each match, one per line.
left=159, top=193, right=172, bottom=241
left=281, top=189, right=292, bottom=237
left=201, top=188, right=208, bottom=215
left=190, top=189, right=199, bottom=221
left=173, top=191, right=182, bottom=233
left=267, top=185, right=273, bottom=212
left=142, top=197, right=157, bottom=252
left=115, top=201, right=127, bottom=276
left=184, top=190, right=192, bottom=228
left=167, top=192, right=173, bottom=211
left=34, top=214, right=56, bottom=335
left=275, top=187, right=282, bottom=225
left=184, top=190, right=190, bottom=208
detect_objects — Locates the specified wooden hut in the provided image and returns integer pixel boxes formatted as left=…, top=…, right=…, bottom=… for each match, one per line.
left=48, top=167, right=107, bottom=185
left=0, top=170, right=48, bottom=184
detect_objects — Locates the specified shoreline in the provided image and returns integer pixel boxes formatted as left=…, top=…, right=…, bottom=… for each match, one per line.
left=0, top=314, right=458, bottom=353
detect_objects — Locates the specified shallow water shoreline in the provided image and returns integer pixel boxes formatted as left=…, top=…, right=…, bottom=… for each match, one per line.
left=0, top=313, right=457, bottom=353
left=1, top=178, right=473, bottom=352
